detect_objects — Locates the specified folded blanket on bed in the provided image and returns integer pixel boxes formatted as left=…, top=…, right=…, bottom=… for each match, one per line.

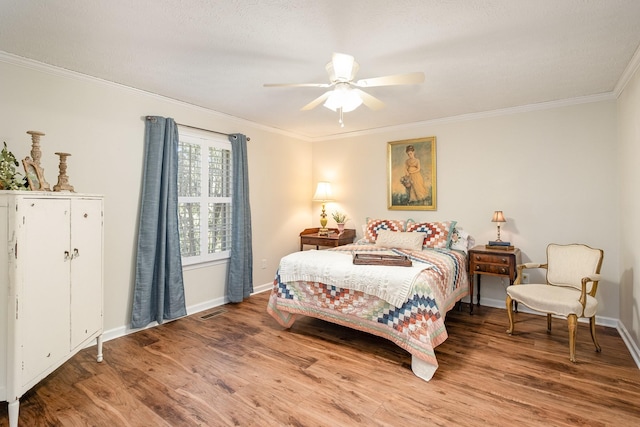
left=278, top=250, right=433, bottom=307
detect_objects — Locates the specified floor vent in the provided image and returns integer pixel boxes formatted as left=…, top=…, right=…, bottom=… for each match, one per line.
left=200, top=308, right=227, bottom=320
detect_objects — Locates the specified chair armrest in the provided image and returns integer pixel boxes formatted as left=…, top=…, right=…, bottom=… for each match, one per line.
left=578, top=274, right=602, bottom=314
left=519, top=262, right=543, bottom=269
left=514, top=263, right=547, bottom=285
left=583, top=273, right=601, bottom=282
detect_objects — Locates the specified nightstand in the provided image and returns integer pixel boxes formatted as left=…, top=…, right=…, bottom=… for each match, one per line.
left=299, top=227, right=356, bottom=250
left=468, top=245, right=521, bottom=314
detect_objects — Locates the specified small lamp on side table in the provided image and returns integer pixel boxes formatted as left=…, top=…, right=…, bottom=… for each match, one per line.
left=313, top=181, right=333, bottom=236
left=491, top=210, right=506, bottom=242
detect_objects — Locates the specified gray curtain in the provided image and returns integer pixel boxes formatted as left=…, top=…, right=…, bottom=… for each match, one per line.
left=131, top=116, right=187, bottom=328
left=227, top=133, right=253, bottom=302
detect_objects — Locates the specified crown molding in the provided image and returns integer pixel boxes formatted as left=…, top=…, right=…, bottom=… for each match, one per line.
left=309, top=92, right=617, bottom=142
left=1, top=50, right=620, bottom=144
left=614, top=44, right=640, bottom=97
left=0, top=50, right=310, bottom=143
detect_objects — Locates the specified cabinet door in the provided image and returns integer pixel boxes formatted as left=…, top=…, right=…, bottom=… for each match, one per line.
left=21, top=199, right=71, bottom=386
left=70, top=199, right=103, bottom=350
left=0, top=203, right=8, bottom=401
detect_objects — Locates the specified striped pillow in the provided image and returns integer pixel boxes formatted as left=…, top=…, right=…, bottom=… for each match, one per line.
left=363, top=218, right=406, bottom=243
left=405, top=220, right=457, bottom=248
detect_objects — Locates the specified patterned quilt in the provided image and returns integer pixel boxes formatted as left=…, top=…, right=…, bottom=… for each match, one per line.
left=267, top=244, right=469, bottom=369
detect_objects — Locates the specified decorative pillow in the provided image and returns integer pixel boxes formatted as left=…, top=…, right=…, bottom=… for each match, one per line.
left=405, top=220, right=457, bottom=248
left=450, top=227, right=475, bottom=253
left=375, top=230, right=425, bottom=251
left=363, top=218, right=406, bottom=243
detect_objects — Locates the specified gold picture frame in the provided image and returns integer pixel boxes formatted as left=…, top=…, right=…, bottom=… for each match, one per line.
left=387, top=136, right=437, bottom=210
left=22, top=157, right=45, bottom=191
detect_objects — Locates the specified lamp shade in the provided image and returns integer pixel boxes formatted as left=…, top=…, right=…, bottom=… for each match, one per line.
left=491, top=210, right=506, bottom=223
left=313, top=182, right=333, bottom=201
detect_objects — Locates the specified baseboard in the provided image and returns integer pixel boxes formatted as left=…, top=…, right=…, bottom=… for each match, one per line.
left=97, top=286, right=640, bottom=371
left=617, top=320, right=640, bottom=369
left=464, top=295, right=639, bottom=369
left=99, top=282, right=275, bottom=344
left=467, top=295, right=619, bottom=328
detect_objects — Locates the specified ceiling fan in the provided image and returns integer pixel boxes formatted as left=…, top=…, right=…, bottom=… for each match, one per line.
left=264, top=53, right=425, bottom=127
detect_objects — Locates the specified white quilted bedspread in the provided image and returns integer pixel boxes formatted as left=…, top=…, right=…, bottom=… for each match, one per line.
left=277, top=249, right=432, bottom=307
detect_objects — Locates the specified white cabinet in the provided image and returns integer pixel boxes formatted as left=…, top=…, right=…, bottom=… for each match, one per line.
left=0, top=192, right=104, bottom=427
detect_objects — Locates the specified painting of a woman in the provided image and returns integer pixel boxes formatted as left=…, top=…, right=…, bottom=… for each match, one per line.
left=388, top=137, right=436, bottom=210
left=404, top=145, right=429, bottom=203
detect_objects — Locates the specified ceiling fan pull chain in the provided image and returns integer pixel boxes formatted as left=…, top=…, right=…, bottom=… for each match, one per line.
left=339, top=107, right=344, bottom=127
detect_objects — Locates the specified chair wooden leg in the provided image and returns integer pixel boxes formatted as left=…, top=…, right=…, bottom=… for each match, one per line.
left=547, top=313, right=552, bottom=333
left=567, top=314, right=577, bottom=363
left=590, top=316, right=602, bottom=353
left=506, top=295, right=515, bottom=334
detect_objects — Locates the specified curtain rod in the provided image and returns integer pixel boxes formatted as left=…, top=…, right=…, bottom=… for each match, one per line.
left=145, top=116, right=250, bottom=141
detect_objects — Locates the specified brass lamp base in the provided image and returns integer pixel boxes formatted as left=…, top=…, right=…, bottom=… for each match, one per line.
left=318, top=202, right=329, bottom=235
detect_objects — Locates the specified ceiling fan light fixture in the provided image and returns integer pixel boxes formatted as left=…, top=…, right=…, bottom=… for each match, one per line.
left=328, top=53, right=359, bottom=81
left=264, top=52, right=423, bottom=126
left=323, top=85, right=363, bottom=113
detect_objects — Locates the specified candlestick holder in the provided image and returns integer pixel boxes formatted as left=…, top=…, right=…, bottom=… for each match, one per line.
left=53, top=152, right=75, bottom=192
left=26, top=130, right=51, bottom=191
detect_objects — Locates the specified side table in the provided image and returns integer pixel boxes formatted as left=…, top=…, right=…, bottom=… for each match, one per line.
left=299, top=228, right=356, bottom=250
left=468, top=245, right=521, bottom=314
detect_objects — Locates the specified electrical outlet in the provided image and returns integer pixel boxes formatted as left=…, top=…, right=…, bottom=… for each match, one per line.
left=261, top=259, right=267, bottom=269
left=521, top=273, right=529, bottom=284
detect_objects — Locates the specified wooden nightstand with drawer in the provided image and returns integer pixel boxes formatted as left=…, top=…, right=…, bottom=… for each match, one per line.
left=468, top=245, right=521, bottom=314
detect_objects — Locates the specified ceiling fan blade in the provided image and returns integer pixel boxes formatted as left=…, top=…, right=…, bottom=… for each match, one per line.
left=354, top=72, right=425, bottom=87
left=264, top=83, right=332, bottom=88
left=353, top=89, right=385, bottom=111
left=301, top=91, right=332, bottom=111
left=326, top=52, right=359, bottom=81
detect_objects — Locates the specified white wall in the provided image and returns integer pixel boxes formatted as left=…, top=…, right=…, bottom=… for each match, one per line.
left=312, top=101, right=621, bottom=321
left=618, top=61, right=640, bottom=355
left=0, top=52, right=633, bottom=348
left=0, top=55, right=312, bottom=337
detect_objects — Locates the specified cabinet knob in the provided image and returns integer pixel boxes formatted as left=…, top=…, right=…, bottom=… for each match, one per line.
left=64, top=251, right=71, bottom=261
left=501, top=258, right=507, bottom=262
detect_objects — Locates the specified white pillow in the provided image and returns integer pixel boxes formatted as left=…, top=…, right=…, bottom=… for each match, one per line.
left=375, top=230, right=425, bottom=251
left=450, top=227, right=475, bottom=253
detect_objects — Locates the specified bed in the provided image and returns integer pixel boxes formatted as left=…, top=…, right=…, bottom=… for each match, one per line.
left=267, top=219, right=471, bottom=381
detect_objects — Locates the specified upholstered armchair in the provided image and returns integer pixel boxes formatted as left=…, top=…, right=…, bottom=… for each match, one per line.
left=505, top=243, right=604, bottom=362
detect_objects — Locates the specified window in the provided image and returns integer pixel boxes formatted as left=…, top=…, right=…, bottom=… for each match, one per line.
left=177, top=127, right=232, bottom=265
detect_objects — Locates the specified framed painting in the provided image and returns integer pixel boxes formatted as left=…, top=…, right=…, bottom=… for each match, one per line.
left=387, top=136, right=436, bottom=210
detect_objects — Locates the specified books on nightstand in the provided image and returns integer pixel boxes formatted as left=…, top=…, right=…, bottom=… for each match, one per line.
left=486, top=241, right=514, bottom=250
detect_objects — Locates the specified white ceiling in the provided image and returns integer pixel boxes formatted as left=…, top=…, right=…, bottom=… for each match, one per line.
left=2, top=1, right=640, bottom=140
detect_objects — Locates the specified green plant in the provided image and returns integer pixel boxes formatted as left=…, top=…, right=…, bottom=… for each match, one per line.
left=331, top=211, right=348, bottom=224
left=0, top=142, right=27, bottom=190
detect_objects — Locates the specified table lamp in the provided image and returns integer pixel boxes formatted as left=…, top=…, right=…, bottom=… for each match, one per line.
left=313, top=182, right=333, bottom=236
left=491, top=210, right=506, bottom=242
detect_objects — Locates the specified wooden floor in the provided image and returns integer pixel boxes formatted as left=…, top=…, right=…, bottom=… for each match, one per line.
left=2, top=291, right=639, bottom=426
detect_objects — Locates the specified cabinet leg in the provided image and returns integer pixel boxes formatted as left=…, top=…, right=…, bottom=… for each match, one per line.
left=96, top=335, right=104, bottom=363
left=477, top=275, right=482, bottom=307
left=8, top=399, right=19, bottom=427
